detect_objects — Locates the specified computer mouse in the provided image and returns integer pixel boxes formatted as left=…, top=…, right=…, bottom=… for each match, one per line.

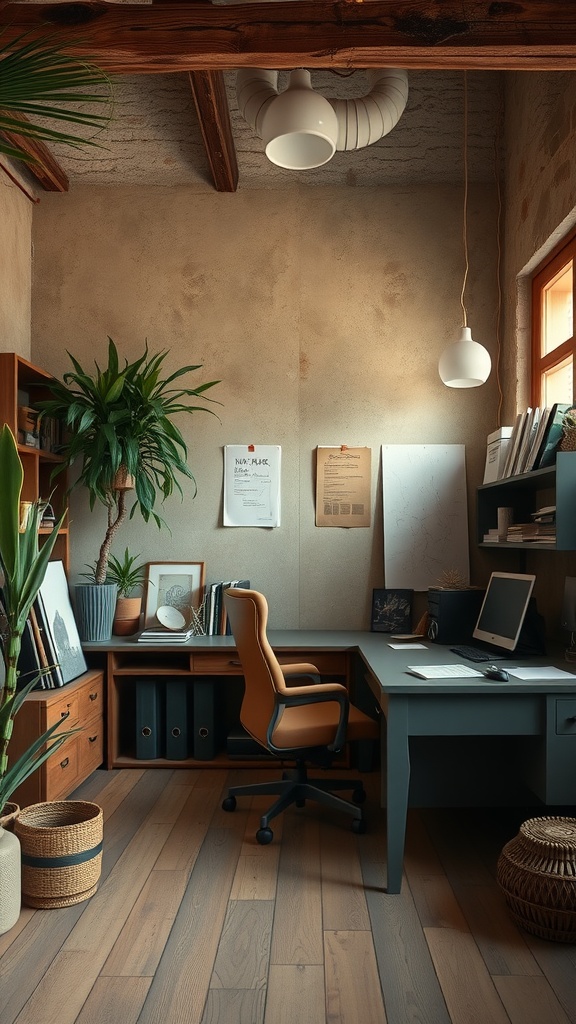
left=484, top=665, right=509, bottom=681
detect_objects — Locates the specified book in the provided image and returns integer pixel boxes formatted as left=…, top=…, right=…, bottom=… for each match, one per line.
left=533, top=403, right=572, bottom=469
left=508, top=408, right=532, bottom=476
left=501, top=412, right=524, bottom=478
left=524, top=406, right=550, bottom=472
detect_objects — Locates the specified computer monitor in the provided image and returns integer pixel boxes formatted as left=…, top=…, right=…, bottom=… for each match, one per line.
left=473, top=572, right=536, bottom=652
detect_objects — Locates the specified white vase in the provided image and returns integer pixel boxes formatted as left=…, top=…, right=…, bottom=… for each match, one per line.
left=0, top=825, right=21, bottom=934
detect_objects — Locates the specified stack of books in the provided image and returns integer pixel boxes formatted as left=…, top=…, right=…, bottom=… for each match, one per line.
left=204, top=579, right=250, bottom=635
left=500, top=403, right=572, bottom=479
left=137, top=627, right=195, bottom=644
left=506, top=521, right=556, bottom=544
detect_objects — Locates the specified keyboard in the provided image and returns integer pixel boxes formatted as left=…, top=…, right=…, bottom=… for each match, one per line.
left=450, top=645, right=505, bottom=663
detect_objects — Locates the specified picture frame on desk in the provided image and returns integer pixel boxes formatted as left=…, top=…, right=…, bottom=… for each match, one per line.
left=371, top=588, right=413, bottom=633
left=144, top=561, right=206, bottom=628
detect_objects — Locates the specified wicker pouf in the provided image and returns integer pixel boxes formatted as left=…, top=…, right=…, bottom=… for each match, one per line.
left=497, top=816, right=576, bottom=943
left=15, top=801, right=103, bottom=909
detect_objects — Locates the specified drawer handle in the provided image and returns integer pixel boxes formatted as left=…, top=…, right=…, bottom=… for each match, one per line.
left=229, top=660, right=242, bottom=666
left=89, top=692, right=98, bottom=702
left=88, top=735, right=98, bottom=743
left=60, top=710, right=71, bottom=721
left=60, top=757, right=70, bottom=769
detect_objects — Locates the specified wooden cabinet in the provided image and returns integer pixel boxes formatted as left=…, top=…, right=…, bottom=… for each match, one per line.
left=95, top=644, right=351, bottom=770
left=477, top=452, right=576, bottom=551
left=9, top=669, right=105, bottom=808
left=0, top=351, right=69, bottom=570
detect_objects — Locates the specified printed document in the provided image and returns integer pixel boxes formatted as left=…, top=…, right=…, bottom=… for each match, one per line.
left=223, top=445, right=281, bottom=527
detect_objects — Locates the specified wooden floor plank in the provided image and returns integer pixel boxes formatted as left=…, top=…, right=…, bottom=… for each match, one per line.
left=270, top=815, right=323, bottom=965
left=493, top=975, right=572, bottom=1024
left=14, top=950, right=101, bottom=1024
left=202, top=989, right=266, bottom=1024
left=424, top=927, right=511, bottom=1024
left=209, top=900, right=274, bottom=989
left=320, top=823, right=371, bottom=932
left=452, top=882, right=543, bottom=977
left=324, top=930, right=387, bottom=1024
left=154, top=772, right=230, bottom=872
left=101, top=869, right=189, bottom=977
left=360, top=855, right=452, bottom=1024
left=137, top=827, right=245, bottom=1024
left=264, top=965, right=325, bottom=1024
left=75, top=977, right=152, bottom=1024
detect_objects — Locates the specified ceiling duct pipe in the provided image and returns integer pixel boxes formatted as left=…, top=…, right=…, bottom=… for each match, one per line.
left=236, top=68, right=409, bottom=169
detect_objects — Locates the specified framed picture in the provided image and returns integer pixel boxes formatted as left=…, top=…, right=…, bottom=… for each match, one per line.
left=37, top=561, right=87, bottom=684
left=144, top=562, right=205, bottom=627
left=371, top=588, right=413, bottom=633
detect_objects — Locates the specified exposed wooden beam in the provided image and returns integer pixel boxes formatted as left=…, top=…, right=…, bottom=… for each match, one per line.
left=189, top=70, right=238, bottom=192
left=0, top=113, right=69, bottom=191
left=2, top=2, right=576, bottom=72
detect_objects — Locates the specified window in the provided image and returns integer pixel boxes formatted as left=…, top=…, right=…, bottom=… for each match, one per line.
left=532, top=232, right=576, bottom=407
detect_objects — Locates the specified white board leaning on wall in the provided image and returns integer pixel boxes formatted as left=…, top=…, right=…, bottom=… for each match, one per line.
left=381, top=444, right=470, bottom=591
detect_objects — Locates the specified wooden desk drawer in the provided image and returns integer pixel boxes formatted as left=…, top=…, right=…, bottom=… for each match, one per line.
left=78, top=719, right=104, bottom=776
left=46, top=736, right=79, bottom=799
left=46, top=691, right=80, bottom=729
left=78, top=676, right=104, bottom=719
left=193, top=654, right=244, bottom=674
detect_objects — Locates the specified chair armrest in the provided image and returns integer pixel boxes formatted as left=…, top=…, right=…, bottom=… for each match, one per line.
left=271, top=684, right=349, bottom=753
left=281, top=662, right=321, bottom=685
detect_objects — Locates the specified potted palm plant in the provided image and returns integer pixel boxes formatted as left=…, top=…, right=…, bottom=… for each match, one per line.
left=0, top=425, right=79, bottom=932
left=39, top=338, right=220, bottom=640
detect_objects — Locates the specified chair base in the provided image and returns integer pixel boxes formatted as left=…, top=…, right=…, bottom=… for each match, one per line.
left=222, top=761, right=366, bottom=836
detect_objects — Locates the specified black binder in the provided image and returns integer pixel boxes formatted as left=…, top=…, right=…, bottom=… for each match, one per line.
left=135, top=679, right=163, bottom=759
left=193, top=679, right=217, bottom=760
left=165, top=679, right=191, bottom=760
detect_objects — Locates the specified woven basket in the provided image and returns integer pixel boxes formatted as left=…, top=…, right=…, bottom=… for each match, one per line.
left=0, top=802, right=20, bottom=832
left=497, top=816, right=576, bottom=943
left=15, top=801, right=103, bottom=909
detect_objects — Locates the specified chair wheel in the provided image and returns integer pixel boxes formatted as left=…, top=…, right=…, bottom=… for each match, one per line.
left=351, top=817, right=366, bottom=835
left=256, top=827, right=274, bottom=845
left=222, top=795, right=237, bottom=812
left=352, top=788, right=366, bottom=805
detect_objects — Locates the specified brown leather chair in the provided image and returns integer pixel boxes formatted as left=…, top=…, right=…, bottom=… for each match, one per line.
left=221, top=588, right=380, bottom=844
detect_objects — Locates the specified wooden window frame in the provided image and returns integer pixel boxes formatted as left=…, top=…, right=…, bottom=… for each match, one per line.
left=531, top=229, right=576, bottom=407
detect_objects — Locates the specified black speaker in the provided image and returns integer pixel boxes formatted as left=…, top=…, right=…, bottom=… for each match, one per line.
left=561, top=576, right=576, bottom=631
left=427, top=588, right=486, bottom=645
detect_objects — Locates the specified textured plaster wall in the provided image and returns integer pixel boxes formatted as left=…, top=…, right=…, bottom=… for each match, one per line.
left=0, top=176, right=32, bottom=357
left=502, top=72, right=576, bottom=637
left=31, top=183, right=500, bottom=629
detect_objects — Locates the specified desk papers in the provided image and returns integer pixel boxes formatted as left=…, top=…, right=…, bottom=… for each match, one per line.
left=407, top=664, right=484, bottom=679
left=506, top=666, right=576, bottom=680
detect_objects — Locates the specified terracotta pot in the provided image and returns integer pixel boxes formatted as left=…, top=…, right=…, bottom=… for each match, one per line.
left=113, top=596, right=142, bottom=636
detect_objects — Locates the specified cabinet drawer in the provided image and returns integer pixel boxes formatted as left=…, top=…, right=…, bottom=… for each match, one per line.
left=46, top=691, right=80, bottom=729
left=555, top=699, right=576, bottom=735
left=46, top=736, right=79, bottom=798
left=78, top=676, right=104, bottom=720
left=193, top=654, right=244, bottom=674
left=78, top=719, right=104, bottom=777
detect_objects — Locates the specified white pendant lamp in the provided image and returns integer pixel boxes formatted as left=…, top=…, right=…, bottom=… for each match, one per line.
left=439, top=73, right=491, bottom=389
left=261, top=69, right=339, bottom=170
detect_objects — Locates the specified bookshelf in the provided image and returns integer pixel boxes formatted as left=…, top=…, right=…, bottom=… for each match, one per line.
left=0, top=352, right=69, bottom=571
left=477, top=453, right=576, bottom=551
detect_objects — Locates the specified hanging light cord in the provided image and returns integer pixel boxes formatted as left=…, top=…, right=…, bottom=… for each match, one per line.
left=460, top=70, right=469, bottom=330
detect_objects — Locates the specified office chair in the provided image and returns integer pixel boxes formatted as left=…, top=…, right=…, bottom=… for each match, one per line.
left=221, top=588, right=379, bottom=844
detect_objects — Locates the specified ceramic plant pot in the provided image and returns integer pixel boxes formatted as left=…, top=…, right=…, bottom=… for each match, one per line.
left=113, top=596, right=142, bottom=636
left=75, top=583, right=117, bottom=642
left=0, top=825, right=21, bottom=934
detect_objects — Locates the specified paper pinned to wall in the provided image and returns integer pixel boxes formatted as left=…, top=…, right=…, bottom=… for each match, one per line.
left=315, top=446, right=371, bottom=527
left=381, top=444, right=469, bottom=590
left=223, top=444, right=281, bottom=527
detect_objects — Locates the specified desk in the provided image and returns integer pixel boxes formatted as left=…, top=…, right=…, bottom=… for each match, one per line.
left=84, top=632, right=576, bottom=894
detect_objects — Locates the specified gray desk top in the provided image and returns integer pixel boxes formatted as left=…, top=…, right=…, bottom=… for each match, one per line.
left=83, top=630, right=576, bottom=695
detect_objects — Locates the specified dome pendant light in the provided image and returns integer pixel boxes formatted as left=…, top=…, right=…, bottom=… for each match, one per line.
left=439, top=73, right=491, bottom=389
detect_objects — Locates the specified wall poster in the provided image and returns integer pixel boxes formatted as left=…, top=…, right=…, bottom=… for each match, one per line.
left=315, top=446, right=371, bottom=527
left=223, top=445, right=281, bottom=527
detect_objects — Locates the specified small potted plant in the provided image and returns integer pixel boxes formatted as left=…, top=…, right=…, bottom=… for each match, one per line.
left=83, top=549, right=146, bottom=636
left=39, top=338, right=220, bottom=641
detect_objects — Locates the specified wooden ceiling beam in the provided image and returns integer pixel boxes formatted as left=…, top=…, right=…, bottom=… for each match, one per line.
left=189, top=70, right=238, bottom=192
left=2, top=2, right=576, bottom=72
left=0, top=113, right=69, bottom=191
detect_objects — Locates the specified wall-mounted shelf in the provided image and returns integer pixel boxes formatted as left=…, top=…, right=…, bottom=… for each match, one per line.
left=477, top=453, right=576, bottom=551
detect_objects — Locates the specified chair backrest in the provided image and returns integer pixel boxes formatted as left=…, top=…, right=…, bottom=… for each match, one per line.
left=223, top=588, right=287, bottom=747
